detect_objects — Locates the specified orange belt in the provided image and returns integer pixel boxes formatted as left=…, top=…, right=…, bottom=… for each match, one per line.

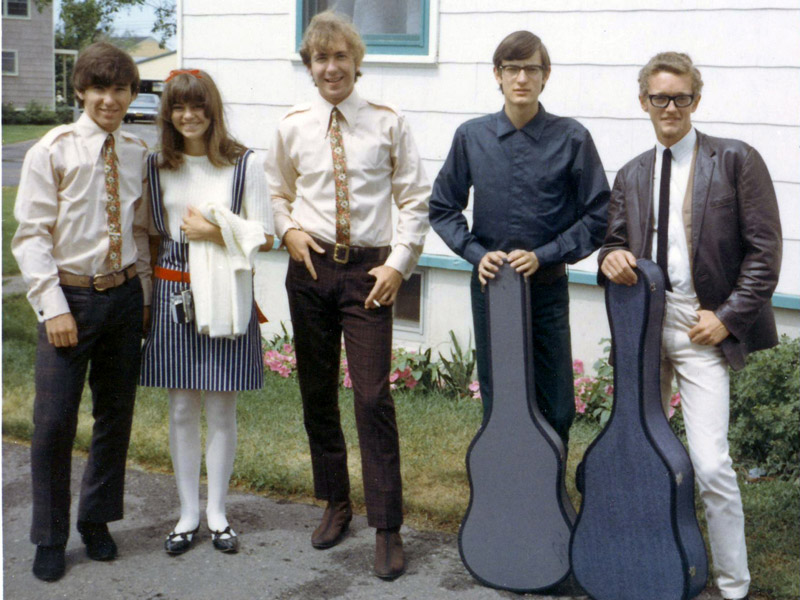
left=154, top=265, right=268, bottom=324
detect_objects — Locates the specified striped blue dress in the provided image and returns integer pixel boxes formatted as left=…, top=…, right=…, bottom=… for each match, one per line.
left=139, top=151, right=264, bottom=391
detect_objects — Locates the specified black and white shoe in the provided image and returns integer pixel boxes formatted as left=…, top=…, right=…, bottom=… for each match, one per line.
left=164, top=525, right=200, bottom=555
left=210, top=526, right=239, bottom=554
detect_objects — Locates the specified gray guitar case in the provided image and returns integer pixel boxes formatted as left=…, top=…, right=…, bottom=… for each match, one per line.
left=459, top=263, right=575, bottom=592
left=570, top=259, right=708, bottom=600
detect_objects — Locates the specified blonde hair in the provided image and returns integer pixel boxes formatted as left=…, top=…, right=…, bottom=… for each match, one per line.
left=299, top=10, right=366, bottom=80
left=638, top=52, right=703, bottom=97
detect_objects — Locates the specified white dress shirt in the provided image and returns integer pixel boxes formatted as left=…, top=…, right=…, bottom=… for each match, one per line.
left=266, top=89, right=431, bottom=279
left=12, top=112, right=152, bottom=321
left=652, top=127, right=697, bottom=297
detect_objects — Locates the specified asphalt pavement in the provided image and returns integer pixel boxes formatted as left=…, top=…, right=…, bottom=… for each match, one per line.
left=2, top=441, right=592, bottom=600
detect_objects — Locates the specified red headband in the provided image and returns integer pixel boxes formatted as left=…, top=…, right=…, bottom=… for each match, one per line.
left=165, top=69, right=203, bottom=82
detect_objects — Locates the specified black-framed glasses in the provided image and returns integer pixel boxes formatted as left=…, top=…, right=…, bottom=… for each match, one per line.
left=498, top=64, right=545, bottom=78
left=648, top=94, right=695, bottom=108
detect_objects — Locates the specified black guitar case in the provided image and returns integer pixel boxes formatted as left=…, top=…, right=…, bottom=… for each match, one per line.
left=570, top=259, right=708, bottom=600
left=459, top=264, right=575, bottom=592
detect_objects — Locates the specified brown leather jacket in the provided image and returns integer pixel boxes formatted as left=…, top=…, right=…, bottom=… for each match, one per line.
left=598, top=130, right=782, bottom=370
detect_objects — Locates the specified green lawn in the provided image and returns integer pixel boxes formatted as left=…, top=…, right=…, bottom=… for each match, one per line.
left=2, top=292, right=797, bottom=599
left=3, top=187, right=19, bottom=276
left=2, top=124, right=54, bottom=145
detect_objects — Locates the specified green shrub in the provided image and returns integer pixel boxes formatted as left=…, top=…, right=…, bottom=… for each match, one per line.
left=2, top=102, right=24, bottom=124
left=55, top=103, right=74, bottom=124
left=437, top=331, right=476, bottom=400
left=2, top=101, right=65, bottom=125
left=729, top=335, right=799, bottom=480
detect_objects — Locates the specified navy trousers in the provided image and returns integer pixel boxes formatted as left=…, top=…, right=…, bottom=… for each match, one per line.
left=471, top=268, right=575, bottom=443
left=30, top=277, right=143, bottom=546
left=286, top=252, right=402, bottom=530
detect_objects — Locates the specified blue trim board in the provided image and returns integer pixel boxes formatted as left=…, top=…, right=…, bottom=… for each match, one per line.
left=418, top=253, right=799, bottom=311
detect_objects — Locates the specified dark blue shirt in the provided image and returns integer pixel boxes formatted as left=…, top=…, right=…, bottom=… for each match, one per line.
left=430, top=105, right=610, bottom=268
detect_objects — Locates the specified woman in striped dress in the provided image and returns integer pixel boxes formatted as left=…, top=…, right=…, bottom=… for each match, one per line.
left=140, top=69, right=274, bottom=555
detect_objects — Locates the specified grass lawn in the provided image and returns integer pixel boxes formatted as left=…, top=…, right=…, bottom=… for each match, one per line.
left=2, top=124, right=54, bottom=145
left=3, top=186, right=19, bottom=276
left=2, top=291, right=798, bottom=599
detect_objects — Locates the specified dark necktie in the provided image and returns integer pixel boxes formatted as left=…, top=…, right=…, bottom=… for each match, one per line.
left=656, top=147, right=673, bottom=292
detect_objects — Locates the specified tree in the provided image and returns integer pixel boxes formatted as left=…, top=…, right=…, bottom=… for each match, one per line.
left=54, top=0, right=176, bottom=50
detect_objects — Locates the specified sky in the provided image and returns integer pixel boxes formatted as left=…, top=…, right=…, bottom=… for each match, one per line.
left=52, top=0, right=176, bottom=49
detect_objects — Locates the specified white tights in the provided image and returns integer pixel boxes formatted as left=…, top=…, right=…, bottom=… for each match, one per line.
left=168, top=389, right=237, bottom=534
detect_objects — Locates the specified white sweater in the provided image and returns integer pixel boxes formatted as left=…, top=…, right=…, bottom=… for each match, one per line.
left=158, top=153, right=274, bottom=337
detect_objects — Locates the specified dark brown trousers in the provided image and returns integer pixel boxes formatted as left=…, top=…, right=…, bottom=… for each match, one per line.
left=285, top=250, right=403, bottom=529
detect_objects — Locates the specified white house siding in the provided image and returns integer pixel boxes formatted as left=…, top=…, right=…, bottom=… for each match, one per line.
left=2, top=2, right=55, bottom=109
left=180, top=0, right=799, bottom=369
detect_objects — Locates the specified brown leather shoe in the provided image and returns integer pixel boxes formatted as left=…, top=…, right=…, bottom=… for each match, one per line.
left=374, top=528, right=405, bottom=580
left=311, top=500, right=352, bottom=549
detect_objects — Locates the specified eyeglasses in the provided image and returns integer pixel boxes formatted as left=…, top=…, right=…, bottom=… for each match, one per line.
left=498, top=64, right=545, bottom=78
left=647, top=94, right=695, bottom=108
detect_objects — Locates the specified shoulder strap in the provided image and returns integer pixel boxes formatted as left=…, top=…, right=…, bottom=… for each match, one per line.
left=230, top=149, right=253, bottom=215
left=147, top=153, right=169, bottom=237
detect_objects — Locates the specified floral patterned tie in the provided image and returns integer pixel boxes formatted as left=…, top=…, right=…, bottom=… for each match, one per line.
left=329, top=108, right=351, bottom=247
left=103, top=134, right=122, bottom=271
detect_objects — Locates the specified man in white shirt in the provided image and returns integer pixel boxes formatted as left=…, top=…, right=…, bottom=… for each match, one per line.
left=266, top=10, right=430, bottom=580
left=599, top=52, right=782, bottom=600
left=12, top=42, right=151, bottom=582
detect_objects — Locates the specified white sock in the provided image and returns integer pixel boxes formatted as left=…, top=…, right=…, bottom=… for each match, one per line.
left=168, top=389, right=202, bottom=534
left=204, top=391, right=237, bottom=534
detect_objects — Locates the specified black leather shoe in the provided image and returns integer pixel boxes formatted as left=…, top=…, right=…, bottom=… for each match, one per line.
left=210, top=526, right=239, bottom=554
left=164, top=525, right=200, bottom=555
left=374, top=528, right=405, bottom=580
left=77, top=521, right=117, bottom=561
left=311, top=500, right=352, bottom=549
left=32, top=544, right=66, bottom=582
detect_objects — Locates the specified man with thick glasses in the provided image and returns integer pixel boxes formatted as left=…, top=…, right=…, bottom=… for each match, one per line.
left=429, top=30, right=609, bottom=444
left=598, top=52, right=781, bottom=600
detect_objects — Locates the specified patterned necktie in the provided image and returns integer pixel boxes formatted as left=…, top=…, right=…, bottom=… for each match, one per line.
left=329, top=107, right=351, bottom=247
left=103, top=134, right=122, bottom=271
left=656, top=147, right=673, bottom=292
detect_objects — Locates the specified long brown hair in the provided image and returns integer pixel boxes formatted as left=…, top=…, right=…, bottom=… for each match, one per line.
left=158, top=69, right=245, bottom=170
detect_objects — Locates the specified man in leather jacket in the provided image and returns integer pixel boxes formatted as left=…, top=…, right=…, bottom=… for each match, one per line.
left=598, top=52, right=781, bottom=600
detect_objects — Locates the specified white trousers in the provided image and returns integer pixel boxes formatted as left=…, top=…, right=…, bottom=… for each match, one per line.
left=660, top=292, right=750, bottom=599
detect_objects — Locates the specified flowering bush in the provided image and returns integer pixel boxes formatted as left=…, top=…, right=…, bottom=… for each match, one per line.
left=263, top=343, right=297, bottom=378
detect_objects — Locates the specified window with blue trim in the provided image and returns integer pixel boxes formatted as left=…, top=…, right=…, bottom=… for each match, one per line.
left=298, top=0, right=429, bottom=56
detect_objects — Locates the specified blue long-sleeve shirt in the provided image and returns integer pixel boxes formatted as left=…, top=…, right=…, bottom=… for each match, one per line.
left=430, top=105, right=610, bottom=268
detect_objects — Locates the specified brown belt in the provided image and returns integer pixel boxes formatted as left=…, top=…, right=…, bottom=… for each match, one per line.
left=58, top=264, right=137, bottom=292
left=311, top=237, right=391, bottom=265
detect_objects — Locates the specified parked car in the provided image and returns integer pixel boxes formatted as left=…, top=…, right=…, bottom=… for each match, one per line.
left=124, top=93, right=160, bottom=123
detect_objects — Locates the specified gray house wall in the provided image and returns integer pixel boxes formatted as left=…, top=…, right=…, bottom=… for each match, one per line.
left=2, top=1, right=55, bottom=109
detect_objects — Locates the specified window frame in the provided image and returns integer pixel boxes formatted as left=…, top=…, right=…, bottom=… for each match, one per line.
left=393, top=268, right=426, bottom=336
left=293, top=0, right=439, bottom=64
left=3, top=0, right=31, bottom=19
left=2, top=50, right=19, bottom=76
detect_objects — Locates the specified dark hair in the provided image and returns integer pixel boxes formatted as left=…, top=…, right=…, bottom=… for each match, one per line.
left=638, top=52, right=704, bottom=97
left=299, top=10, right=365, bottom=81
left=157, top=70, right=246, bottom=170
left=492, top=31, right=551, bottom=73
left=72, top=42, right=140, bottom=107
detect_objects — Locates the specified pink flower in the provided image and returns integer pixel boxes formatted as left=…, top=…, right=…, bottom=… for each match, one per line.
left=670, top=392, right=681, bottom=407
left=343, top=372, right=352, bottom=388
left=282, top=343, right=293, bottom=354
left=575, top=397, right=587, bottom=414
left=405, top=378, right=419, bottom=390
left=469, top=380, right=481, bottom=400
left=668, top=406, right=676, bottom=419
left=572, top=359, right=584, bottom=375
left=389, top=371, right=400, bottom=383
left=605, top=384, right=614, bottom=396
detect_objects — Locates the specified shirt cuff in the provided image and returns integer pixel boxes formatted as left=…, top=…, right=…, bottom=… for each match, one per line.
left=464, top=241, right=489, bottom=267
left=384, top=245, right=416, bottom=280
left=36, top=286, right=71, bottom=322
left=532, top=241, right=560, bottom=269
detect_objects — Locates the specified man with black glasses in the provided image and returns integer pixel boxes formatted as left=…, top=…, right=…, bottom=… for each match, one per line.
left=598, top=52, right=782, bottom=600
left=429, top=30, right=609, bottom=444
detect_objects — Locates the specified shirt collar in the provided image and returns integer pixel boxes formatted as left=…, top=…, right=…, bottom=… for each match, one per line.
left=495, top=103, right=548, bottom=140
left=312, top=88, right=362, bottom=134
left=75, top=111, right=120, bottom=161
left=656, top=127, right=696, bottom=163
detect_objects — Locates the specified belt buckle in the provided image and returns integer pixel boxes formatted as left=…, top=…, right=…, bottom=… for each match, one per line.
left=333, top=243, right=350, bottom=264
left=92, top=273, right=114, bottom=291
